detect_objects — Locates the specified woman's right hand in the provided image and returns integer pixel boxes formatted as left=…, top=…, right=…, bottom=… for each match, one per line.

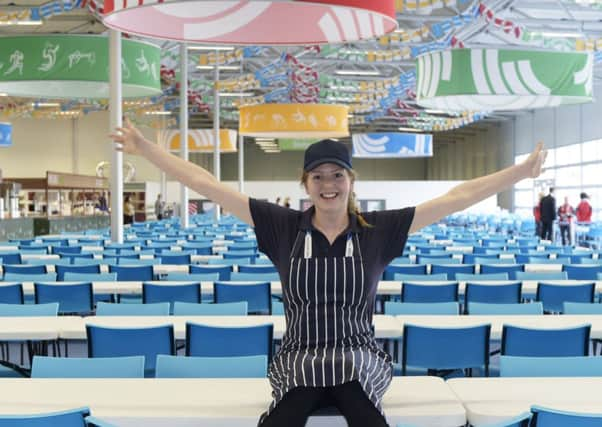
left=109, top=118, right=149, bottom=156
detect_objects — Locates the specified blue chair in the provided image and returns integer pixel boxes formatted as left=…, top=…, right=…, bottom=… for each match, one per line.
left=501, top=324, right=591, bottom=356
left=430, top=264, right=475, bottom=280
left=63, top=273, right=117, bottom=282
left=530, top=405, right=602, bottom=426
left=480, top=264, right=524, bottom=277
left=155, top=354, right=267, bottom=378
left=108, top=265, right=154, bottom=281
left=180, top=243, right=212, bottom=255
left=3, top=272, right=57, bottom=282
left=214, top=281, right=271, bottom=314
left=186, top=322, right=273, bottom=361
left=418, top=256, right=461, bottom=265
left=401, top=324, right=491, bottom=376
left=230, top=272, right=280, bottom=281
left=52, top=246, right=82, bottom=255
left=56, top=264, right=101, bottom=281
left=207, top=258, right=251, bottom=266
left=271, top=300, right=284, bottom=315
left=2, top=264, right=47, bottom=275
left=536, top=282, right=595, bottom=313
left=72, top=258, right=103, bottom=266
left=465, top=282, right=522, bottom=308
left=500, top=355, right=602, bottom=377
left=157, top=253, right=192, bottom=265
left=86, top=324, right=175, bottom=376
left=401, top=282, right=458, bottom=303
left=0, top=252, right=22, bottom=264
left=190, top=264, right=232, bottom=281
left=31, top=355, right=145, bottom=378
left=384, top=301, right=459, bottom=315
left=34, top=282, right=93, bottom=315
left=0, top=284, right=24, bottom=304
left=564, top=302, right=602, bottom=314
left=514, top=271, right=568, bottom=281
left=456, top=273, right=509, bottom=281
left=463, top=253, right=497, bottom=264
left=474, top=257, right=513, bottom=265
left=238, top=264, right=277, bottom=274
left=117, top=258, right=161, bottom=266
left=164, top=272, right=219, bottom=282
left=0, top=406, right=114, bottom=427
left=95, top=301, right=170, bottom=316
left=394, top=273, right=449, bottom=282
left=563, top=265, right=602, bottom=280
left=0, top=302, right=58, bottom=316
left=384, top=264, right=426, bottom=280
left=142, top=283, right=201, bottom=312
left=60, top=254, right=95, bottom=263
left=173, top=301, right=248, bottom=316
left=467, top=302, right=544, bottom=315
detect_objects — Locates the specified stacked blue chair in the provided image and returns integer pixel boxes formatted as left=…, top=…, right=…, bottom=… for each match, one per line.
left=155, top=354, right=267, bottom=378
left=31, top=355, right=145, bottom=378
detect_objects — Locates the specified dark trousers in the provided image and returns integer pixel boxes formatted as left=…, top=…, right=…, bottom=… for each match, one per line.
left=541, top=221, right=554, bottom=241
left=258, top=380, right=389, bottom=427
left=123, top=214, right=134, bottom=225
left=560, top=225, right=571, bottom=246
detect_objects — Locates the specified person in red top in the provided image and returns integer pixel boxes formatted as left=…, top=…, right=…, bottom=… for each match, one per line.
left=576, top=192, right=592, bottom=223
left=533, top=192, right=543, bottom=237
left=558, top=197, right=574, bottom=246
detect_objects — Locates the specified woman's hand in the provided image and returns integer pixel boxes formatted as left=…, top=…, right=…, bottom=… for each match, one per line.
left=523, top=141, right=547, bottom=178
left=109, top=118, right=150, bottom=155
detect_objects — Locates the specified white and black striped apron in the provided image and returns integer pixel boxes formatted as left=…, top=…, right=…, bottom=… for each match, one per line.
left=267, top=230, right=393, bottom=415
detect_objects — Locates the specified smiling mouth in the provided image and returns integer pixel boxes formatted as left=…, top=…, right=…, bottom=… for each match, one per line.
left=320, top=192, right=338, bottom=200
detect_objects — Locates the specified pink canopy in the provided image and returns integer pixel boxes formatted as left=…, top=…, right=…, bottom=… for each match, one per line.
left=101, top=0, right=397, bottom=44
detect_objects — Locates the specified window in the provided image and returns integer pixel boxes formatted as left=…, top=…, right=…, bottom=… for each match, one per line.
left=554, top=144, right=581, bottom=167
left=582, top=139, right=602, bottom=162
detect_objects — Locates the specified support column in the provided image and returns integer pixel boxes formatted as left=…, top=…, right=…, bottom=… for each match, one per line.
left=109, top=30, right=123, bottom=243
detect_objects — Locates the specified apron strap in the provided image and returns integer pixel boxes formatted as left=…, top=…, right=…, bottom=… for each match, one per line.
left=302, top=231, right=356, bottom=259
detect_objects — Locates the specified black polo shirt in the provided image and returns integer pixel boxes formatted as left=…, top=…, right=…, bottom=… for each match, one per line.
left=249, top=198, right=415, bottom=291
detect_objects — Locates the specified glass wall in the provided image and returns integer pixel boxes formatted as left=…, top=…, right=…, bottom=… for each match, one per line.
left=514, top=139, right=601, bottom=220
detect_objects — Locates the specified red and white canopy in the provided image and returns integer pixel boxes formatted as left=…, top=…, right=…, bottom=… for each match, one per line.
left=101, top=0, right=397, bottom=44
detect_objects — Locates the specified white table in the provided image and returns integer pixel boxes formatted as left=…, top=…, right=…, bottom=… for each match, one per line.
left=58, top=315, right=401, bottom=340
left=448, top=377, right=602, bottom=426
left=394, top=315, right=602, bottom=340
left=0, top=317, right=78, bottom=340
left=0, top=377, right=465, bottom=427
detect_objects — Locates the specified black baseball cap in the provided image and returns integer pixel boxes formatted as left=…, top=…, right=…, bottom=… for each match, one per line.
left=303, top=139, right=352, bottom=172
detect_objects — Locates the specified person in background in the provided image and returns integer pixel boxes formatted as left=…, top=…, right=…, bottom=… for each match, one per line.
left=110, top=120, right=546, bottom=427
left=576, top=192, right=592, bottom=223
left=533, top=192, right=544, bottom=237
left=539, top=187, right=556, bottom=241
left=557, top=196, right=574, bottom=246
left=283, top=196, right=291, bottom=209
left=123, top=195, right=135, bottom=225
left=155, top=194, right=165, bottom=220
left=97, top=192, right=108, bottom=212
left=275, top=197, right=281, bottom=206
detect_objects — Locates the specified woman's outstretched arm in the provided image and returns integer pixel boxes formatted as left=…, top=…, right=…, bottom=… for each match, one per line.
left=409, top=142, right=547, bottom=234
left=110, top=119, right=253, bottom=226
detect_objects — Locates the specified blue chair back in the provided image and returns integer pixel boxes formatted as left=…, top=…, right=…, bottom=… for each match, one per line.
left=31, top=355, right=145, bottom=378
left=480, top=264, right=524, bottom=276
left=384, top=301, right=459, bottom=315
left=214, top=281, right=271, bottom=314
left=34, top=282, right=93, bottom=314
left=514, top=271, right=568, bottom=281
left=157, top=253, right=192, bottom=265
left=142, top=283, right=201, bottom=310
left=467, top=302, right=543, bottom=315
left=3, top=264, right=47, bottom=275
left=3, top=272, right=57, bottom=282
left=0, top=302, right=58, bottom=316
left=384, top=264, right=426, bottom=280
left=465, top=282, right=522, bottom=306
left=563, top=265, right=602, bottom=280
left=173, top=301, right=248, bottom=316
left=63, top=272, right=117, bottom=282
left=0, top=284, right=24, bottom=304
left=230, top=272, right=280, bottom=281
left=190, top=264, right=232, bottom=281
left=394, top=273, right=449, bottom=282
left=96, top=302, right=170, bottom=316
left=401, top=282, right=458, bottom=303
left=418, top=256, right=461, bottom=265
left=206, top=258, right=251, bottom=266
left=536, top=283, right=595, bottom=313
left=155, top=354, right=267, bottom=378
left=402, top=324, right=490, bottom=376
left=501, top=324, right=591, bottom=356
left=86, top=324, right=175, bottom=375
left=0, top=407, right=90, bottom=427
left=56, top=264, right=101, bottom=281
left=0, top=252, right=22, bottom=264
left=164, top=272, right=219, bottom=282
left=109, top=265, right=154, bottom=281
left=238, top=264, right=277, bottom=274
left=564, top=302, right=602, bottom=314
left=500, top=355, right=602, bottom=377
left=430, top=264, right=475, bottom=280
left=456, top=273, right=509, bottom=281
left=186, top=322, right=273, bottom=360
left=531, top=405, right=602, bottom=426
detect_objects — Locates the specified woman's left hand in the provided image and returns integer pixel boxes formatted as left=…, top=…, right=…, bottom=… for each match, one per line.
left=523, top=141, right=547, bottom=178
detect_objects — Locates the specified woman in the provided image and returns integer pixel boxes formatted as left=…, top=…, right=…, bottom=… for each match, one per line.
left=123, top=195, right=135, bottom=225
left=111, top=119, right=546, bottom=426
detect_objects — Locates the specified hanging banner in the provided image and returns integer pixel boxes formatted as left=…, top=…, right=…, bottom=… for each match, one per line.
left=352, top=132, right=433, bottom=158
left=0, top=123, right=12, bottom=147
left=278, top=138, right=318, bottom=151
left=0, top=35, right=161, bottom=99
left=416, top=48, right=593, bottom=111
left=161, top=129, right=238, bottom=153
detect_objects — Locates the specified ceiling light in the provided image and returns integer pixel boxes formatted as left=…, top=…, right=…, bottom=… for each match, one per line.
left=533, top=31, right=584, bottom=38
left=0, top=93, right=7, bottom=97
left=264, top=149, right=281, bottom=153
left=219, top=92, right=254, bottom=97
left=0, top=20, right=43, bottom=26
left=31, top=102, right=60, bottom=107
left=398, top=127, right=422, bottom=132
left=424, top=109, right=451, bottom=115
left=145, top=111, right=171, bottom=115
left=188, top=46, right=235, bottom=51
left=335, top=70, right=381, bottom=76
left=197, top=65, right=240, bottom=70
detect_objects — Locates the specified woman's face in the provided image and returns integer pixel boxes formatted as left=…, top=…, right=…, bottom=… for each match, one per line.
left=304, top=163, right=352, bottom=215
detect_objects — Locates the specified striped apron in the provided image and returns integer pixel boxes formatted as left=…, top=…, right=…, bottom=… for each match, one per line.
left=267, top=230, right=393, bottom=415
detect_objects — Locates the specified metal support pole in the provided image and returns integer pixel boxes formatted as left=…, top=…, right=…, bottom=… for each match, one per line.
left=109, top=30, right=123, bottom=243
